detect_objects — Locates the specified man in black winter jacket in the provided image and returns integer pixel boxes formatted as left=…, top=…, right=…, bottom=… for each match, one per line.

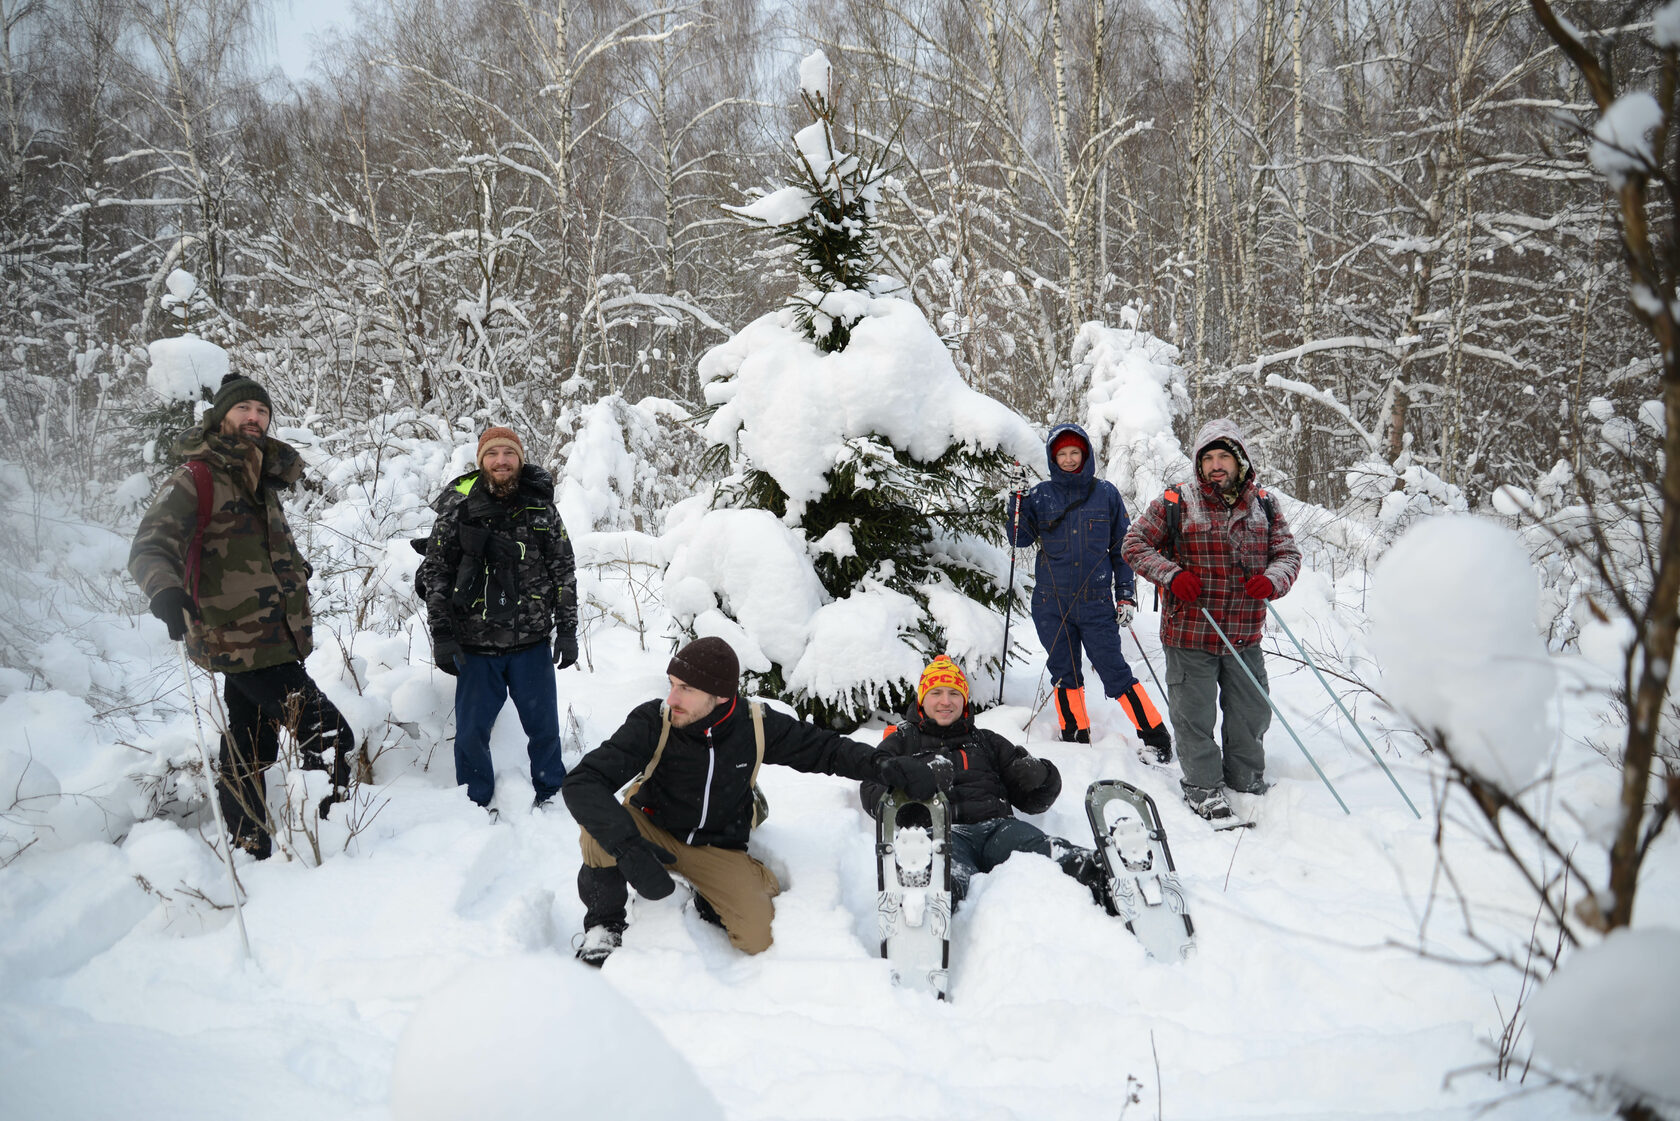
left=417, top=427, right=578, bottom=813
left=861, top=656, right=1106, bottom=904
left=563, top=636, right=938, bottom=965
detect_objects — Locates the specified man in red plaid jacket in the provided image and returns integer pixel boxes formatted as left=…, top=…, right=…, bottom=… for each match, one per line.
left=1122, top=419, right=1301, bottom=823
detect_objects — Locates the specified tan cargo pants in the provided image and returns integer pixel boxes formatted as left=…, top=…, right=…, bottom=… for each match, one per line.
left=580, top=814, right=782, bottom=954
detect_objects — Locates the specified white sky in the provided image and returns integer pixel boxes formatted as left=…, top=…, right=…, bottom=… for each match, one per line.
left=267, top=0, right=354, bottom=80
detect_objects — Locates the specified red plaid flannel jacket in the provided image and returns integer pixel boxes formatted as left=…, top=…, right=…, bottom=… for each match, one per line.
left=1122, top=478, right=1301, bottom=653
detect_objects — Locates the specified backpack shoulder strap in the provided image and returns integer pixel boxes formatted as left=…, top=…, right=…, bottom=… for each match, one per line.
left=749, top=701, right=765, bottom=787
left=638, top=704, right=674, bottom=785
left=1162, top=485, right=1183, bottom=562
left=184, top=459, right=214, bottom=605
left=1255, top=488, right=1276, bottom=524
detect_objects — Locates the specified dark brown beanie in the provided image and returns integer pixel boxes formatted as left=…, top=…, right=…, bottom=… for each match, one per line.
left=667, top=636, right=739, bottom=699
left=205, top=373, right=272, bottom=430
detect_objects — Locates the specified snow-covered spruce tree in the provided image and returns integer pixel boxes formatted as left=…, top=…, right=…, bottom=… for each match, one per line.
left=672, top=51, right=1039, bottom=727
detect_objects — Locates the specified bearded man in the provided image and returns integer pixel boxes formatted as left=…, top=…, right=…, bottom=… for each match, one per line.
left=1121, top=419, right=1302, bottom=824
left=129, top=373, right=354, bottom=858
left=418, top=426, right=578, bottom=816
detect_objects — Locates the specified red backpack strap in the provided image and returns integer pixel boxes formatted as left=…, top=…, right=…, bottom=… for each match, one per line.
left=184, top=459, right=213, bottom=605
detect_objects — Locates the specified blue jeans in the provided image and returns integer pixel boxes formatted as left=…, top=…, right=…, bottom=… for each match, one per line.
left=949, top=817, right=1053, bottom=900
left=454, top=643, right=566, bottom=807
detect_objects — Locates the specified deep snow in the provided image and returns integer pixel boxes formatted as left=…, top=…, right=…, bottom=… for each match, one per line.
left=1, top=465, right=1670, bottom=1119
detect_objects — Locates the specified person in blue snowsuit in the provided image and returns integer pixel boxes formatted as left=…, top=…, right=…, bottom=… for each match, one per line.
left=1007, top=424, right=1173, bottom=761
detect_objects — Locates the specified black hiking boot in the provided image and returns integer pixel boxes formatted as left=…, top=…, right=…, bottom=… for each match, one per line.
left=574, top=921, right=626, bottom=968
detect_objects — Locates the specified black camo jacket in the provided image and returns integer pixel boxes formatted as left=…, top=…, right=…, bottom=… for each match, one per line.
left=418, top=464, right=577, bottom=654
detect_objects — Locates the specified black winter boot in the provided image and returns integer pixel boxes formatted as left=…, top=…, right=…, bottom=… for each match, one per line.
left=574, top=921, right=625, bottom=967
left=1057, top=846, right=1110, bottom=909
left=578, top=863, right=630, bottom=931
left=691, top=893, right=725, bottom=929
left=1137, top=724, right=1173, bottom=765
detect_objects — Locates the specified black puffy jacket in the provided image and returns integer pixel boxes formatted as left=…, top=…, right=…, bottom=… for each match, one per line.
left=418, top=464, right=577, bottom=655
left=564, top=697, right=888, bottom=853
left=860, top=715, right=1061, bottom=825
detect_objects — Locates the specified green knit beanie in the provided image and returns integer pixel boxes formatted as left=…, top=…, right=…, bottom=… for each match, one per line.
left=204, top=373, right=273, bottom=431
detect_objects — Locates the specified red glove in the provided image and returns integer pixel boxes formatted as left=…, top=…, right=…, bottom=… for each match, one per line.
left=1169, top=570, right=1202, bottom=602
left=1244, top=574, right=1274, bottom=599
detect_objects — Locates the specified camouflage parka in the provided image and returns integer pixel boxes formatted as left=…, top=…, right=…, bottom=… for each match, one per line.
left=128, top=427, right=314, bottom=673
left=417, top=464, right=577, bottom=656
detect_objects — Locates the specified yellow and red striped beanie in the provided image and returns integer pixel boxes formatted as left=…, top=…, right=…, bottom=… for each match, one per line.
left=917, top=655, right=969, bottom=705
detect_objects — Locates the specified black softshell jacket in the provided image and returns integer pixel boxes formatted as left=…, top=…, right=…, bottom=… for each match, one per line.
left=563, top=698, right=888, bottom=852
left=860, top=715, right=1061, bottom=825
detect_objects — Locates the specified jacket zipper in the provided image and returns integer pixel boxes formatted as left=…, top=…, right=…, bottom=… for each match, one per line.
left=689, top=727, right=716, bottom=845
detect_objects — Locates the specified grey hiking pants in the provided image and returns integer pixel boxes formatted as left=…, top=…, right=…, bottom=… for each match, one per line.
left=1165, top=644, right=1270, bottom=792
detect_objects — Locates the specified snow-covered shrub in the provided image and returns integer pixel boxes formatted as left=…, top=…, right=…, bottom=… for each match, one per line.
left=557, top=395, right=708, bottom=535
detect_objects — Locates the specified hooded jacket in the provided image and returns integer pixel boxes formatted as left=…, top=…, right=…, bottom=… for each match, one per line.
left=1121, top=418, right=1302, bottom=651
left=128, top=427, right=314, bottom=673
left=1007, top=423, right=1136, bottom=604
left=860, top=712, right=1061, bottom=825
left=563, top=697, right=888, bottom=852
left=417, top=464, right=577, bottom=655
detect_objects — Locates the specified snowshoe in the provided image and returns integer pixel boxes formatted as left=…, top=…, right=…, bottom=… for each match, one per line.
left=876, top=789, right=953, bottom=1000
left=1086, top=780, right=1195, bottom=962
left=1182, top=785, right=1251, bottom=830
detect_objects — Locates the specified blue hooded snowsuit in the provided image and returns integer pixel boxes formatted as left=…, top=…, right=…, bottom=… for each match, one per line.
left=1007, top=424, right=1141, bottom=698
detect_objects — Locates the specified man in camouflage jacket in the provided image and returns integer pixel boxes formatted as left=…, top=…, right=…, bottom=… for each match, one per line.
left=1122, top=418, right=1302, bottom=824
left=129, top=373, right=354, bottom=858
left=417, top=427, right=578, bottom=814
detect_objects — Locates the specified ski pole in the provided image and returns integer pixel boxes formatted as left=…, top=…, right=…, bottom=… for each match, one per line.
left=176, top=635, right=253, bottom=958
left=1126, top=626, right=1168, bottom=702
left=1265, top=603, right=1419, bottom=819
left=1200, top=607, right=1349, bottom=815
left=997, top=483, right=1023, bottom=706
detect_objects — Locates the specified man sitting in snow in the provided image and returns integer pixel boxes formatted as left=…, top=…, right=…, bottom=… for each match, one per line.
left=417, top=426, right=578, bottom=817
left=1121, top=418, right=1302, bottom=823
left=563, top=636, right=939, bottom=965
left=861, top=656, right=1107, bottom=905
left=129, top=372, right=355, bottom=859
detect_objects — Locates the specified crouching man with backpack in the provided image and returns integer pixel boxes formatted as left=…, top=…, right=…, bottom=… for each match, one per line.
left=562, top=637, right=938, bottom=965
left=1121, top=418, right=1301, bottom=824
left=129, top=373, right=355, bottom=859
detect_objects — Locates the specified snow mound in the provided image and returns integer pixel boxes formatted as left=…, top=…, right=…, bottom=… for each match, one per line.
left=1368, top=516, right=1555, bottom=789
left=1528, top=927, right=1680, bottom=1107
left=389, top=954, right=724, bottom=1121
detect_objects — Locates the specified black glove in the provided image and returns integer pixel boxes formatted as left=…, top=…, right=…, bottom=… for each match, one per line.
left=611, top=838, right=677, bottom=900
left=877, top=755, right=940, bottom=801
left=926, top=754, right=955, bottom=793
left=148, top=587, right=199, bottom=642
left=1007, top=754, right=1050, bottom=793
left=433, top=638, right=463, bottom=676
left=554, top=630, right=578, bottom=669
